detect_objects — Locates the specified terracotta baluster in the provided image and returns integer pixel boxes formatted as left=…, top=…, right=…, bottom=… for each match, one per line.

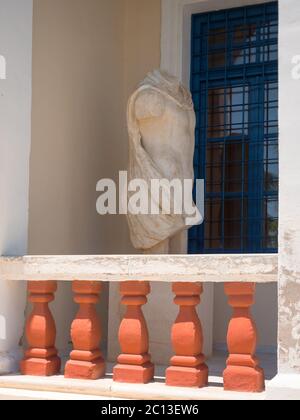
left=223, top=283, right=265, bottom=392
left=113, top=281, right=154, bottom=383
left=166, top=282, right=208, bottom=387
left=65, top=281, right=105, bottom=380
left=20, top=281, right=61, bottom=376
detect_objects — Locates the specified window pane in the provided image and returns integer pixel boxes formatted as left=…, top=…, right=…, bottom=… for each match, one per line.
left=263, top=198, right=278, bottom=249
left=232, top=24, right=257, bottom=65
left=225, top=142, right=249, bottom=193
left=208, top=88, right=226, bottom=138
left=207, top=86, right=249, bottom=138
left=208, top=28, right=226, bottom=69
left=204, top=199, right=223, bottom=250
left=206, top=144, right=223, bottom=193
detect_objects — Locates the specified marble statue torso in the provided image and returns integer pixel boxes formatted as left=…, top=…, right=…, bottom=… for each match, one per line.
left=126, top=70, right=200, bottom=252
left=135, top=89, right=196, bottom=182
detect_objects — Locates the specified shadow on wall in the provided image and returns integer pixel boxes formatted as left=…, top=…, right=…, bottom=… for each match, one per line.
left=213, top=283, right=278, bottom=354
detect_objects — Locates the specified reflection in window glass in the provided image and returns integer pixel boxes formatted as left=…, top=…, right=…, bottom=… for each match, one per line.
left=206, top=144, right=223, bottom=193
left=232, top=24, right=257, bottom=65
left=205, top=199, right=222, bottom=250
left=225, top=142, right=249, bottom=193
left=208, top=86, right=249, bottom=138
left=264, top=198, right=278, bottom=249
left=208, top=28, right=226, bottom=69
left=264, top=81, right=279, bottom=195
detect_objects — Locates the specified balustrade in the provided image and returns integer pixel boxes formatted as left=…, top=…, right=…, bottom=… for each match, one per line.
left=19, top=275, right=268, bottom=394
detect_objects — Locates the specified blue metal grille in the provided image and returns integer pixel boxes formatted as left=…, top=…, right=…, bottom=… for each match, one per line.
left=188, top=2, right=278, bottom=254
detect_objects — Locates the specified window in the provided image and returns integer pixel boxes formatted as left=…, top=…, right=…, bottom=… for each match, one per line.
left=189, top=2, right=278, bottom=254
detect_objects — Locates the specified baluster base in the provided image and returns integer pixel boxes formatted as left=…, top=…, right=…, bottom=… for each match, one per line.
left=113, top=363, right=154, bottom=384
left=65, top=350, right=105, bottom=380
left=166, top=362, right=208, bottom=388
left=20, top=356, right=61, bottom=377
left=224, top=366, right=265, bottom=392
left=64, top=360, right=105, bottom=380
left=113, top=354, right=154, bottom=383
left=21, top=347, right=61, bottom=376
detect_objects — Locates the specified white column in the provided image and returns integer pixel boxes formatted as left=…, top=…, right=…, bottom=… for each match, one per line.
left=0, top=0, right=33, bottom=374
left=267, top=0, right=300, bottom=400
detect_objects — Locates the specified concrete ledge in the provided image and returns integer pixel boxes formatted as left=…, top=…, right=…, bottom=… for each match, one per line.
left=0, top=387, right=125, bottom=400
left=0, top=254, right=278, bottom=283
left=0, top=374, right=267, bottom=400
left=266, top=374, right=300, bottom=400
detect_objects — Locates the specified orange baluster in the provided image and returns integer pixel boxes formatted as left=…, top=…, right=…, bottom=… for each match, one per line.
left=20, top=281, right=61, bottom=376
left=223, top=283, right=265, bottom=392
left=65, top=281, right=105, bottom=380
left=166, top=283, right=208, bottom=388
left=113, top=281, right=154, bottom=384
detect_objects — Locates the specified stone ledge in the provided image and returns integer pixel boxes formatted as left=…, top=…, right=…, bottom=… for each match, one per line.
left=0, top=387, right=123, bottom=400
left=266, top=374, right=300, bottom=400
left=0, top=254, right=278, bottom=283
left=0, top=374, right=267, bottom=400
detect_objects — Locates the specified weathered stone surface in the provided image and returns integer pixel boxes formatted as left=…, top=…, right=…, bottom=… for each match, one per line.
left=0, top=254, right=278, bottom=283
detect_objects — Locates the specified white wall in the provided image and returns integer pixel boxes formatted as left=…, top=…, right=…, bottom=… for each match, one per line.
left=278, top=0, right=300, bottom=374
left=0, top=0, right=33, bottom=373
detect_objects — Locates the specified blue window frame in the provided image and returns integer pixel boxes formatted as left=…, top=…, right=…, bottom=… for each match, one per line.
left=188, top=2, right=278, bottom=254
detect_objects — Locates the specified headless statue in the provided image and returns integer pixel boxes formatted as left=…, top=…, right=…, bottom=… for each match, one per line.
left=127, top=69, right=201, bottom=254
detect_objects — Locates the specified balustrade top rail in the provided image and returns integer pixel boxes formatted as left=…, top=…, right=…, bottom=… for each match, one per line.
left=0, top=254, right=278, bottom=283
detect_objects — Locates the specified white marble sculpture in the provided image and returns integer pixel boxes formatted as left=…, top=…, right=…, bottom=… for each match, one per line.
left=127, top=69, right=201, bottom=254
